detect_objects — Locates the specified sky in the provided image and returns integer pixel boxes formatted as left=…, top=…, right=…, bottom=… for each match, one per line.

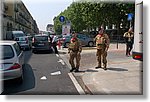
left=22, top=0, right=73, bottom=31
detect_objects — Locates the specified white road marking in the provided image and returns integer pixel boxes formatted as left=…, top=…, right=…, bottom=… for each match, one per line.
left=56, top=54, right=59, bottom=57
left=68, top=73, right=85, bottom=95
left=51, top=71, right=61, bottom=76
left=40, top=76, right=47, bottom=80
left=58, top=59, right=65, bottom=65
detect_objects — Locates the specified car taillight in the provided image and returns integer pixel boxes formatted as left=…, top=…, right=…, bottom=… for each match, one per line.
left=7, top=63, right=21, bottom=70
left=134, top=55, right=142, bottom=59
left=63, top=38, right=66, bottom=41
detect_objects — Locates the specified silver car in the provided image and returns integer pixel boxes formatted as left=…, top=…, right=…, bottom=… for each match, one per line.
left=0, top=41, right=24, bottom=83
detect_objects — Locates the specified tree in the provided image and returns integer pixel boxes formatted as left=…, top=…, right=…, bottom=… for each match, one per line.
left=54, top=1, right=135, bottom=35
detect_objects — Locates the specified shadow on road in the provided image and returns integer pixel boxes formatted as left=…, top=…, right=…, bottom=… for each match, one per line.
left=86, top=69, right=99, bottom=72
left=2, top=64, right=35, bottom=95
left=24, top=50, right=33, bottom=64
left=107, top=67, right=128, bottom=71
left=32, top=50, right=53, bottom=54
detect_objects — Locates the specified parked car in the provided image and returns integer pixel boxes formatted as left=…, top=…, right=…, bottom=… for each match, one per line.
left=6, top=31, right=32, bottom=50
left=0, top=41, right=24, bottom=83
left=32, top=34, right=53, bottom=53
left=61, top=34, right=95, bottom=48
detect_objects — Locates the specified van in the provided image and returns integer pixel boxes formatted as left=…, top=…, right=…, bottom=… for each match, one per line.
left=6, top=31, right=31, bottom=50
left=132, top=1, right=143, bottom=61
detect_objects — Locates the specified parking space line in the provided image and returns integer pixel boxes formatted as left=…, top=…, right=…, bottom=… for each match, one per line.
left=56, top=54, right=59, bottom=57
left=40, top=76, right=47, bottom=80
left=68, top=73, right=85, bottom=95
left=58, top=59, right=65, bottom=65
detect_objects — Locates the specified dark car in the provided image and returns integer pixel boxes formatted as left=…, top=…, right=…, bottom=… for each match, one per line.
left=32, top=34, right=53, bottom=53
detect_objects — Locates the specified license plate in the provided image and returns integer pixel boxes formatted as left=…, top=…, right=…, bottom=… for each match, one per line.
left=38, top=44, right=44, bottom=46
left=0, top=64, right=3, bottom=70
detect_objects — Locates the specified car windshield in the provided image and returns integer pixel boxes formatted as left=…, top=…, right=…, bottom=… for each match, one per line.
left=35, top=36, right=48, bottom=41
left=14, top=33, right=25, bottom=38
left=0, top=45, right=14, bottom=59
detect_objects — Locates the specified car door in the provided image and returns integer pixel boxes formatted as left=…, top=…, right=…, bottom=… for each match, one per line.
left=77, top=34, right=87, bottom=46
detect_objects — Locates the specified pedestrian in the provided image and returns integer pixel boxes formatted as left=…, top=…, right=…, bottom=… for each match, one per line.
left=68, top=32, right=82, bottom=72
left=52, top=35, right=58, bottom=54
left=123, top=28, right=134, bottom=56
left=95, top=28, right=110, bottom=70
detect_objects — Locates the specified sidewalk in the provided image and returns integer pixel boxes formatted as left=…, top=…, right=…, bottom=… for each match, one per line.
left=58, top=43, right=143, bottom=95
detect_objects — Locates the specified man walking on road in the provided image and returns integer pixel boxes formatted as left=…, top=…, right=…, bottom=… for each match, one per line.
left=52, top=35, right=58, bottom=54
left=123, top=28, right=134, bottom=57
left=95, top=28, right=110, bottom=70
left=68, top=32, right=82, bottom=72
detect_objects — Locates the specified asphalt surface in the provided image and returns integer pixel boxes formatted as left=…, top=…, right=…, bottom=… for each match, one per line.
left=2, top=50, right=79, bottom=95
left=59, top=46, right=142, bottom=95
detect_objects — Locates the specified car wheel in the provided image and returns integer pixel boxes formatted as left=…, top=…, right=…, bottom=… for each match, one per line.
left=16, top=75, right=23, bottom=84
left=32, top=50, right=36, bottom=53
left=88, top=41, right=94, bottom=47
left=65, top=42, right=70, bottom=48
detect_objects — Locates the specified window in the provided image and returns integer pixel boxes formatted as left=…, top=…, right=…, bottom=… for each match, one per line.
left=13, top=33, right=25, bottom=38
left=0, top=45, right=14, bottom=59
left=35, top=36, right=48, bottom=41
left=13, top=43, right=21, bottom=56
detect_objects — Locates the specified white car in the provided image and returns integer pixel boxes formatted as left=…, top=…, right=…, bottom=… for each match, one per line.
left=0, top=41, right=24, bottom=83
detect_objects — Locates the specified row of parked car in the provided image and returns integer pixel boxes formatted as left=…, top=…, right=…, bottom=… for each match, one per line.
left=0, top=31, right=54, bottom=84
left=1, top=31, right=29, bottom=84
left=5, top=31, right=54, bottom=52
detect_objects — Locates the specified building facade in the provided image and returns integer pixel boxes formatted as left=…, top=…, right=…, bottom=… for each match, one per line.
left=46, top=24, right=54, bottom=32
left=2, top=0, right=39, bottom=39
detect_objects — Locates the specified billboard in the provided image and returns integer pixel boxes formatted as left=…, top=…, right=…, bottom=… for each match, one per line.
left=62, top=25, right=71, bottom=35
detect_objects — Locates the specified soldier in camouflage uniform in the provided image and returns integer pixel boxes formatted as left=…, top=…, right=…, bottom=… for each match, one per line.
left=68, top=32, right=82, bottom=72
left=95, top=28, right=110, bottom=70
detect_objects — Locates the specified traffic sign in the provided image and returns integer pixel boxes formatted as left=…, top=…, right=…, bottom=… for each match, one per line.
left=59, top=16, right=65, bottom=22
left=128, top=13, right=133, bottom=21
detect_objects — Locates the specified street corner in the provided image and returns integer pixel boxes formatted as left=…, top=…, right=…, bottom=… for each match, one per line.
left=79, top=66, right=142, bottom=95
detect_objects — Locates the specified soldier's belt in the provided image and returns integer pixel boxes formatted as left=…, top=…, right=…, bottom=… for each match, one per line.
left=97, top=44, right=105, bottom=46
left=70, top=49, right=79, bottom=52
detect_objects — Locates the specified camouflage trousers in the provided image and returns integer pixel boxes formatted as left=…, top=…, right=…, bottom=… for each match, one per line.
left=69, top=51, right=81, bottom=69
left=96, top=48, right=107, bottom=68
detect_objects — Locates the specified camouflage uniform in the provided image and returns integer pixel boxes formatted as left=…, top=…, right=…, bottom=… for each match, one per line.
left=95, top=33, right=110, bottom=70
left=68, top=37, right=82, bottom=72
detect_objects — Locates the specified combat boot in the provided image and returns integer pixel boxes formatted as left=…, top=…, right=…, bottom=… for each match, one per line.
left=95, top=64, right=102, bottom=69
left=103, top=64, right=107, bottom=70
left=70, top=68, right=76, bottom=72
left=74, top=68, right=79, bottom=72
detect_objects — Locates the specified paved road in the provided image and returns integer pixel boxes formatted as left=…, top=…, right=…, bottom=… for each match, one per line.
left=2, top=50, right=79, bottom=95
left=59, top=48, right=142, bottom=94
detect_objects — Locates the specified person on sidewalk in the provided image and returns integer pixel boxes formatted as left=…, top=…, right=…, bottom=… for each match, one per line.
left=95, top=28, right=110, bottom=70
left=123, top=28, right=134, bottom=56
left=68, top=32, right=82, bottom=72
left=52, top=35, right=58, bottom=54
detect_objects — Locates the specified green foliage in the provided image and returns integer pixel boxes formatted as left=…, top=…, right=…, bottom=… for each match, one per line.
left=54, top=1, right=135, bottom=34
